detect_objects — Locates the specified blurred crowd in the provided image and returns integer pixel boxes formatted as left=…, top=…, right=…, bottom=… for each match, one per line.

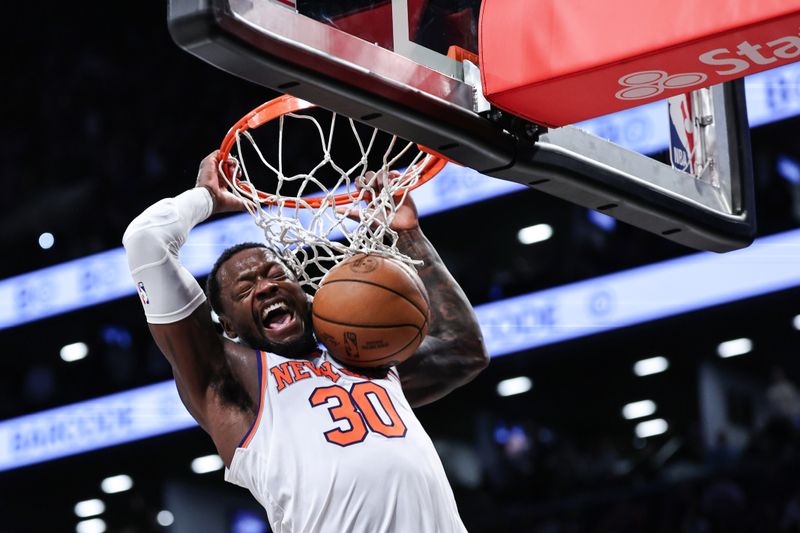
left=437, top=369, right=800, bottom=532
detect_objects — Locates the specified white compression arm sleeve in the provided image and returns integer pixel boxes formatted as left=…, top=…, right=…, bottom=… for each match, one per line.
left=122, top=187, right=214, bottom=324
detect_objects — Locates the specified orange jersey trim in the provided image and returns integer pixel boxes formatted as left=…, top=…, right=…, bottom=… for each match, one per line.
left=239, top=350, right=268, bottom=449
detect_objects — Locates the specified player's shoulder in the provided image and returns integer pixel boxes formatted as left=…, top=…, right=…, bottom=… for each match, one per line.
left=219, top=340, right=263, bottom=393
left=222, top=337, right=260, bottom=363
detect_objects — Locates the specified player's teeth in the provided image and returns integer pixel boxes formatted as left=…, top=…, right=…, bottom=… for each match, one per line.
left=262, top=302, right=287, bottom=320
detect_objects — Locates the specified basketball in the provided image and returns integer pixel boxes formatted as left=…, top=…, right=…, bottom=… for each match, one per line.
left=312, top=254, right=430, bottom=368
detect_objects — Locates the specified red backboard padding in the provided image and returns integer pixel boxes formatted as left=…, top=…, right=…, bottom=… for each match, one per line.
left=479, top=0, right=800, bottom=127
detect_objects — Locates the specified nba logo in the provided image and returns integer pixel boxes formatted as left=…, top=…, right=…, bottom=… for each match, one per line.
left=668, top=93, right=695, bottom=175
left=344, top=332, right=360, bottom=359
left=137, top=282, right=149, bottom=305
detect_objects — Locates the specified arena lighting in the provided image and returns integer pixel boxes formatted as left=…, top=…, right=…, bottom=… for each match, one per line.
left=75, top=518, right=106, bottom=533
left=6, top=238, right=800, bottom=471
left=100, top=474, right=133, bottom=494
left=622, top=400, right=657, bottom=420
left=587, top=210, right=617, bottom=232
left=777, top=155, right=800, bottom=185
left=517, top=224, right=554, bottom=245
left=716, top=337, right=753, bottom=358
left=476, top=228, right=800, bottom=357
left=231, top=510, right=269, bottom=533
left=74, top=499, right=105, bottom=518
left=635, top=418, right=669, bottom=439
left=633, top=356, right=670, bottom=377
left=9, top=228, right=800, bottom=356
left=191, top=454, right=224, bottom=474
left=156, top=510, right=175, bottom=527
left=38, top=232, right=55, bottom=250
left=793, top=314, right=800, bottom=330
left=496, top=376, right=533, bottom=397
left=60, top=342, right=89, bottom=363
left=0, top=381, right=196, bottom=472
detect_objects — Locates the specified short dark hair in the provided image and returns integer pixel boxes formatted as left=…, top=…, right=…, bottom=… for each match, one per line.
left=205, top=242, right=268, bottom=315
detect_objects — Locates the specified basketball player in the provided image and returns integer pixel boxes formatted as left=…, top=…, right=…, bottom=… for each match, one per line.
left=123, top=151, right=488, bottom=532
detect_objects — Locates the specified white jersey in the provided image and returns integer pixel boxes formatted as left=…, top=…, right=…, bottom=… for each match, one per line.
left=225, top=349, right=467, bottom=533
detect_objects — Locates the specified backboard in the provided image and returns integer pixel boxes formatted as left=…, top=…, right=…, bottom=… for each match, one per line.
left=168, top=0, right=755, bottom=252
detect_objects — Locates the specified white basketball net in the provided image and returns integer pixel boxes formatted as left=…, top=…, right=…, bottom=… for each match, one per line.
left=218, top=109, right=439, bottom=289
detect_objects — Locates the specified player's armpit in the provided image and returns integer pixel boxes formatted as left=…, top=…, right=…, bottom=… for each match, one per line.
left=395, top=228, right=488, bottom=407
left=148, top=302, right=229, bottom=424
left=148, top=304, right=256, bottom=451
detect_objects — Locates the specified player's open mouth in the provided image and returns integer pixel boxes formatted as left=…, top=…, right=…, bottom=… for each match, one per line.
left=260, top=301, right=295, bottom=331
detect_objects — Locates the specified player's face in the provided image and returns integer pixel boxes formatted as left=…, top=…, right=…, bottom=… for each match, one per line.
left=217, top=248, right=315, bottom=356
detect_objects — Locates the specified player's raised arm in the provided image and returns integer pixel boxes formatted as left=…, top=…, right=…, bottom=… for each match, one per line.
left=122, top=152, right=249, bottom=448
left=392, top=195, right=489, bottom=407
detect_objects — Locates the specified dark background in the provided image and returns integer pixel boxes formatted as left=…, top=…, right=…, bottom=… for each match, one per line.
left=2, top=2, right=800, bottom=532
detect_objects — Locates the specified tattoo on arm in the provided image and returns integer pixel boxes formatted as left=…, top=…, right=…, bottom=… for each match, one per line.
left=396, top=228, right=488, bottom=405
left=398, top=229, right=475, bottom=337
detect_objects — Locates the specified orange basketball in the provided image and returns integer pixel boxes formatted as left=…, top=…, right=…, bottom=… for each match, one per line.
left=312, top=254, right=430, bottom=368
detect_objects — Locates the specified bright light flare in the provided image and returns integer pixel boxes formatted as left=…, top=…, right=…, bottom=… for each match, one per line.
left=191, top=454, right=224, bottom=474
left=496, top=376, right=533, bottom=397
left=38, top=232, right=55, bottom=249
left=156, top=510, right=175, bottom=527
left=74, top=499, right=105, bottom=518
left=517, top=224, right=554, bottom=245
left=76, top=518, right=106, bottom=533
left=635, top=418, right=669, bottom=438
left=717, top=337, right=752, bottom=358
left=100, top=474, right=133, bottom=494
left=633, top=356, right=669, bottom=376
left=622, top=400, right=657, bottom=420
left=60, top=342, right=89, bottom=362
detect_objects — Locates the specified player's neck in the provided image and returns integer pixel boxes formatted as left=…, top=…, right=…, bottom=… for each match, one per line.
left=262, top=333, right=319, bottom=359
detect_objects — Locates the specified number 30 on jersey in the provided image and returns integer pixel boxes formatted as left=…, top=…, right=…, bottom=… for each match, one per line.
left=309, top=383, right=407, bottom=446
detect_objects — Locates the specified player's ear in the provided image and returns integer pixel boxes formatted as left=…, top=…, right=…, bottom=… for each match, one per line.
left=218, top=313, right=238, bottom=339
